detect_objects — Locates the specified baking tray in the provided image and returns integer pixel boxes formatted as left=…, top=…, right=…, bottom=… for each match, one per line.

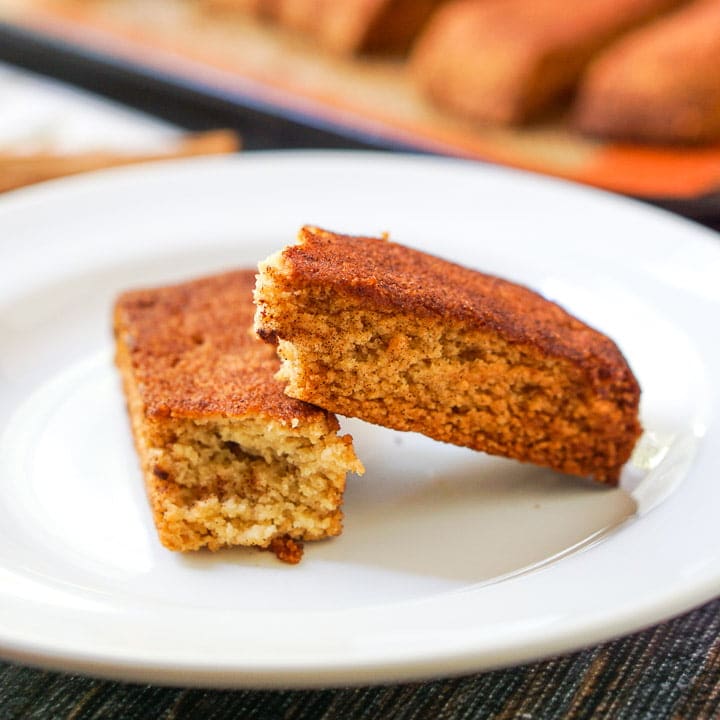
left=1, top=0, right=719, bottom=223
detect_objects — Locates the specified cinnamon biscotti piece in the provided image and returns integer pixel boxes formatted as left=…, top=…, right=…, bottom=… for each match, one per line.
left=200, top=0, right=279, bottom=20
left=410, top=0, right=687, bottom=124
left=274, top=0, right=446, bottom=55
left=114, top=269, right=362, bottom=563
left=574, top=0, right=720, bottom=145
left=254, top=227, right=642, bottom=484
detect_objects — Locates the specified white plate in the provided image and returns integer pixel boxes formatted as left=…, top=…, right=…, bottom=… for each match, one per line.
left=0, top=152, right=718, bottom=688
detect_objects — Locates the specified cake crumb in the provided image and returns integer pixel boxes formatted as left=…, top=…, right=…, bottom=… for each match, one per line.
left=269, top=536, right=304, bottom=564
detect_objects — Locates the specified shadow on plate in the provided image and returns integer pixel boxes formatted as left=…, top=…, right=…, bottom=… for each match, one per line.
left=182, top=457, right=636, bottom=586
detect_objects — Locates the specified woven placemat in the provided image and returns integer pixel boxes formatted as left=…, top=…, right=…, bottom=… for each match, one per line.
left=2, top=597, right=719, bottom=720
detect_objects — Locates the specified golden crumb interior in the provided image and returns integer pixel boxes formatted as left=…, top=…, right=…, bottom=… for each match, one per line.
left=144, top=414, right=356, bottom=553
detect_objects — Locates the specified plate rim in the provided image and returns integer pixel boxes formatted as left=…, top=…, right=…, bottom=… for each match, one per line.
left=0, top=150, right=719, bottom=688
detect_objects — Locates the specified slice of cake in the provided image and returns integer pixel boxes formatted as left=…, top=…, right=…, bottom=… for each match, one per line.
left=200, top=0, right=280, bottom=20
left=114, top=269, right=363, bottom=563
left=254, top=227, right=642, bottom=484
left=410, top=0, right=686, bottom=125
left=573, top=0, right=720, bottom=145
left=274, top=0, right=446, bottom=55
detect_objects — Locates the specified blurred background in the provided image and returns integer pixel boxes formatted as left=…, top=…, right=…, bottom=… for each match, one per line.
left=0, top=0, right=719, bottom=225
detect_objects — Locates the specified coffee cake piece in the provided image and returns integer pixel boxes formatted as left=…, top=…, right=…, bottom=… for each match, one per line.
left=574, top=0, right=720, bottom=145
left=410, top=0, right=686, bottom=124
left=254, top=227, right=642, bottom=484
left=274, top=0, right=446, bottom=55
left=200, top=0, right=280, bottom=20
left=114, top=269, right=363, bottom=562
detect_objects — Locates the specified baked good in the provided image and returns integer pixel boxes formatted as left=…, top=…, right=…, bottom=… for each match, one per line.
left=0, top=130, right=239, bottom=194
left=410, top=0, right=687, bottom=124
left=574, top=0, right=720, bottom=145
left=274, top=0, right=446, bottom=55
left=200, top=0, right=279, bottom=20
left=114, top=269, right=363, bottom=563
left=254, top=226, right=642, bottom=484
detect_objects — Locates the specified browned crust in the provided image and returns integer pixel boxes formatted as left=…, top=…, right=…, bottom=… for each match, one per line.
left=410, top=0, right=687, bottom=124
left=279, top=226, right=640, bottom=396
left=113, top=269, right=337, bottom=428
left=574, top=0, right=720, bottom=145
left=269, top=536, right=304, bottom=564
left=115, top=330, right=182, bottom=551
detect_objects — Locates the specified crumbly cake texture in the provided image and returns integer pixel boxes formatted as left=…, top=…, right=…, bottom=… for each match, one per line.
left=410, top=0, right=686, bottom=124
left=114, top=269, right=363, bottom=563
left=254, top=227, right=642, bottom=484
left=574, top=0, right=720, bottom=145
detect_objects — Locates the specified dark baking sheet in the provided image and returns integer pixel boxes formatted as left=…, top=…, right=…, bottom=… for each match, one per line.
left=0, top=21, right=395, bottom=151
left=0, top=19, right=718, bottom=226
